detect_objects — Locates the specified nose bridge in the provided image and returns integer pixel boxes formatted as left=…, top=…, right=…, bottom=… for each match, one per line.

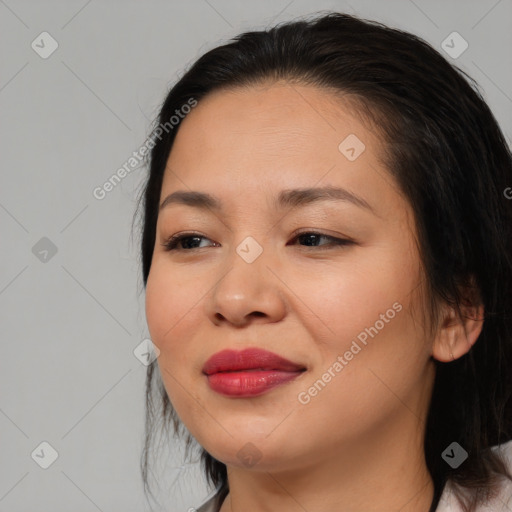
left=206, top=233, right=286, bottom=326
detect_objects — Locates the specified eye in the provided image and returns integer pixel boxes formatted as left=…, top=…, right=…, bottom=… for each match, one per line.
left=161, top=231, right=354, bottom=252
left=161, top=232, right=216, bottom=251
left=289, top=231, right=354, bottom=249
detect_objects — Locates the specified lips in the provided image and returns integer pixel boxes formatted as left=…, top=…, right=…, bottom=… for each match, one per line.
left=202, top=348, right=306, bottom=375
left=202, top=348, right=306, bottom=397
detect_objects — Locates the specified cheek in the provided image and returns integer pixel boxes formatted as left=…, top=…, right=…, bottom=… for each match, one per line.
left=144, top=267, right=167, bottom=347
left=293, top=248, right=426, bottom=405
left=145, top=260, right=208, bottom=375
left=145, top=263, right=187, bottom=354
left=291, top=252, right=413, bottom=346
left=145, top=265, right=199, bottom=410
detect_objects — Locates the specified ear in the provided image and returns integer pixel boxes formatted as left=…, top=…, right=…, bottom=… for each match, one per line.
left=432, top=282, right=485, bottom=363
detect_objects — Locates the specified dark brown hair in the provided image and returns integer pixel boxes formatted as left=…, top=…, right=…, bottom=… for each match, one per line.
left=134, top=12, right=512, bottom=512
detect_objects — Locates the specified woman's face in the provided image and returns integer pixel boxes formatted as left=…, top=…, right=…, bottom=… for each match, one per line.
left=145, top=82, right=435, bottom=471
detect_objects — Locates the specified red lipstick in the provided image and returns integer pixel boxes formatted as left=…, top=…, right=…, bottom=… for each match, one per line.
left=203, top=348, right=306, bottom=397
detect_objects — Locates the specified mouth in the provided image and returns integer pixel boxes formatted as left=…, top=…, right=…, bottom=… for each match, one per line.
left=202, top=348, right=307, bottom=397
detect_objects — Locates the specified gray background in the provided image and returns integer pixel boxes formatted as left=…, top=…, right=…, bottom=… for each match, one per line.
left=1, top=1, right=511, bottom=511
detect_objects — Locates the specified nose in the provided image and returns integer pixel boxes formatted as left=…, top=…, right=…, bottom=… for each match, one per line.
left=206, top=247, right=287, bottom=328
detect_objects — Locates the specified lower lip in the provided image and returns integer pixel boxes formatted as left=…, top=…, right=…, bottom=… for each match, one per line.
left=206, top=370, right=304, bottom=397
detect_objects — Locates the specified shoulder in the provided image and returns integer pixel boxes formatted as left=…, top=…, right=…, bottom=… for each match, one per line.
left=436, top=440, right=512, bottom=511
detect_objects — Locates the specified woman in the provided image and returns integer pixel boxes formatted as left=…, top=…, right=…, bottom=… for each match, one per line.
left=135, top=12, right=512, bottom=512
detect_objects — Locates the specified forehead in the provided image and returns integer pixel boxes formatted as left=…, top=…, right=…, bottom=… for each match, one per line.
left=164, top=82, right=381, bottom=180
left=172, top=81, right=381, bottom=152
left=159, top=82, right=402, bottom=221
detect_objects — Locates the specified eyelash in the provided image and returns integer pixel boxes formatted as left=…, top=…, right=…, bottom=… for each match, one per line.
left=161, top=231, right=354, bottom=252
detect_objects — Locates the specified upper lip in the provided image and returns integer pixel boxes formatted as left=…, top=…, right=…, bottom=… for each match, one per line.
left=202, top=348, right=306, bottom=375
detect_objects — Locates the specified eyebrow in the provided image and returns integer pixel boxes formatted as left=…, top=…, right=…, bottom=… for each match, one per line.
left=159, top=186, right=376, bottom=215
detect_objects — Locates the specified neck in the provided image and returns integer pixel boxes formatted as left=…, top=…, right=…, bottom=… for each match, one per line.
left=219, top=411, right=435, bottom=512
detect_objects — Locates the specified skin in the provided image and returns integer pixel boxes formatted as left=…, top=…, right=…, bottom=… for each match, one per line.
left=145, top=81, right=484, bottom=512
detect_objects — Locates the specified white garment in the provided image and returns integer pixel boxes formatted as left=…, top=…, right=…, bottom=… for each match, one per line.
left=196, top=440, right=512, bottom=512
left=196, top=491, right=224, bottom=512
left=436, top=440, right=512, bottom=511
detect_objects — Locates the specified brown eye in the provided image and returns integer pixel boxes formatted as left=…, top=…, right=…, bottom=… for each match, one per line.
left=290, top=232, right=354, bottom=249
left=161, top=233, right=216, bottom=251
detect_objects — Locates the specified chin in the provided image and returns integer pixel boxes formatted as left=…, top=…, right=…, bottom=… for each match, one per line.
left=197, top=429, right=306, bottom=472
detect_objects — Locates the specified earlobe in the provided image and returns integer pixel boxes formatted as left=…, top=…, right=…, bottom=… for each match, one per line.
left=431, top=302, right=484, bottom=363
